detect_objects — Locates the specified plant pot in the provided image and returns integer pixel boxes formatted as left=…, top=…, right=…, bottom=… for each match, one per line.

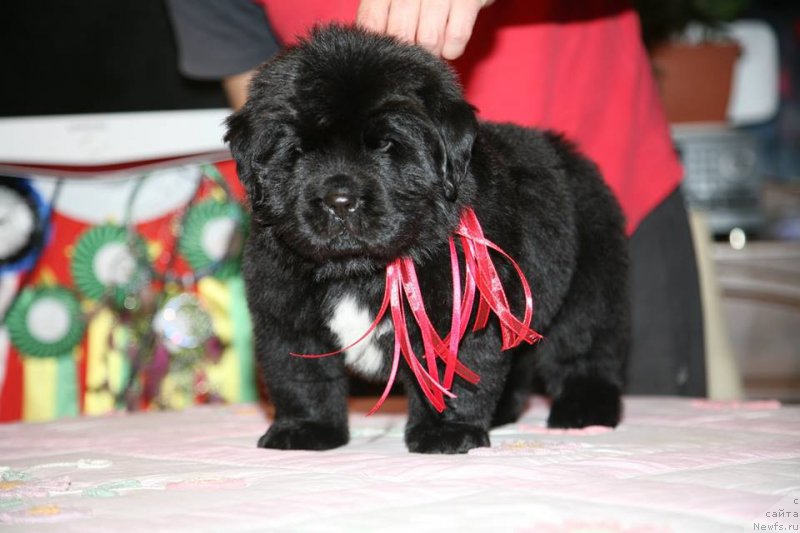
left=651, top=41, right=741, bottom=124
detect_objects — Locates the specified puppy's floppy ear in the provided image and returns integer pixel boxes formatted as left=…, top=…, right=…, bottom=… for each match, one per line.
left=428, top=96, right=478, bottom=202
left=224, top=110, right=264, bottom=205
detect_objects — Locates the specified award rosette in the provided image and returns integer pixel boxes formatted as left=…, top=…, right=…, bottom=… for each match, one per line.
left=71, top=224, right=148, bottom=304
left=6, top=285, right=85, bottom=357
left=179, top=199, right=247, bottom=279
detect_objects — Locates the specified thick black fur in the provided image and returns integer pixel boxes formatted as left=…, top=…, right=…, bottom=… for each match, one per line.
left=226, top=25, right=629, bottom=454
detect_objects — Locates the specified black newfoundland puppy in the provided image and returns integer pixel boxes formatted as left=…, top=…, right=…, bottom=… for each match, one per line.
left=226, top=25, right=629, bottom=454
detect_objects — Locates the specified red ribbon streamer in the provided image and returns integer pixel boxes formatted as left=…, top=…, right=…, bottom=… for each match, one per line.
left=293, top=207, right=542, bottom=413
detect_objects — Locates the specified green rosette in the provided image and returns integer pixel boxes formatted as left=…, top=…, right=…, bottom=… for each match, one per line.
left=179, top=199, right=247, bottom=279
left=5, top=285, right=85, bottom=357
left=71, top=224, right=147, bottom=304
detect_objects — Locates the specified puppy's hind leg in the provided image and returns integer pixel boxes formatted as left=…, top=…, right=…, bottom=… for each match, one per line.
left=538, top=240, right=629, bottom=429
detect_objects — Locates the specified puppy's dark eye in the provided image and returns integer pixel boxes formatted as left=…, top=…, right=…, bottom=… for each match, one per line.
left=367, top=138, right=393, bottom=153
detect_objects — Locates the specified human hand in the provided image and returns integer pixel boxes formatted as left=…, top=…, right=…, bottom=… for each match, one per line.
left=357, top=0, right=494, bottom=60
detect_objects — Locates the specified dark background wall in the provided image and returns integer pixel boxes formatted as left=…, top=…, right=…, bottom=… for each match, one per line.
left=1, top=0, right=227, bottom=117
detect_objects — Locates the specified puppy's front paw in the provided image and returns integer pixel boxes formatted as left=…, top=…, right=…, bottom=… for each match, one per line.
left=547, top=376, right=622, bottom=429
left=258, top=420, right=348, bottom=451
left=405, top=422, right=490, bottom=454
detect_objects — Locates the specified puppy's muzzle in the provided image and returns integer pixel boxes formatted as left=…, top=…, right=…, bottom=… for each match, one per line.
left=320, top=174, right=362, bottom=220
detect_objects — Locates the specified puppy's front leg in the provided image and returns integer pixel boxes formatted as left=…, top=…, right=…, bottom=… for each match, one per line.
left=255, top=328, right=349, bottom=451
left=404, top=330, right=507, bottom=454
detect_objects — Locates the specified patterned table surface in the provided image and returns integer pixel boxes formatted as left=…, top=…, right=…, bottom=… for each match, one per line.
left=1, top=397, right=798, bottom=532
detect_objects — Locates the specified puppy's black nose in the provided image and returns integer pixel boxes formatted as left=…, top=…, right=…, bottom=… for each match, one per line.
left=320, top=175, right=361, bottom=219
left=323, top=189, right=358, bottom=219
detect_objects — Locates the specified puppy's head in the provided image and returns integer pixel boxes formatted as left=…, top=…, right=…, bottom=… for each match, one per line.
left=226, top=24, right=477, bottom=276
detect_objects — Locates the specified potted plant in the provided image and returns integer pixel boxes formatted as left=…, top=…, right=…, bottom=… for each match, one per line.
left=634, top=0, right=750, bottom=123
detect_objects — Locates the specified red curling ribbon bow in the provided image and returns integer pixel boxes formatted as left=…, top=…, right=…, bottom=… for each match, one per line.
left=293, top=207, right=542, bottom=414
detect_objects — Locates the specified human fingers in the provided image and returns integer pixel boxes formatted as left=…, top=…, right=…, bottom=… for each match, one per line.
left=385, top=0, right=423, bottom=43
left=415, top=0, right=450, bottom=56
left=359, top=0, right=492, bottom=58
left=357, top=0, right=392, bottom=34
left=441, top=0, right=488, bottom=60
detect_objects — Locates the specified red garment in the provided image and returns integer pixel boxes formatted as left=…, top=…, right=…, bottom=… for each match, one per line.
left=256, top=0, right=682, bottom=234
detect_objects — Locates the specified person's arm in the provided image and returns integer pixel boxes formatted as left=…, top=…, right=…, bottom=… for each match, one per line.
left=357, top=0, right=494, bottom=59
left=222, top=70, right=257, bottom=111
left=166, top=0, right=280, bottom=109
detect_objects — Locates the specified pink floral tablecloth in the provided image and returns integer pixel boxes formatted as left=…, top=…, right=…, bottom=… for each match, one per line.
left=1, top=397, right=798, bottom=532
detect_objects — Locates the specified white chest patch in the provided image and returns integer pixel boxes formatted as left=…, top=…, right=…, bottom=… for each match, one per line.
left=328, top=295, right=391, bottom=379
